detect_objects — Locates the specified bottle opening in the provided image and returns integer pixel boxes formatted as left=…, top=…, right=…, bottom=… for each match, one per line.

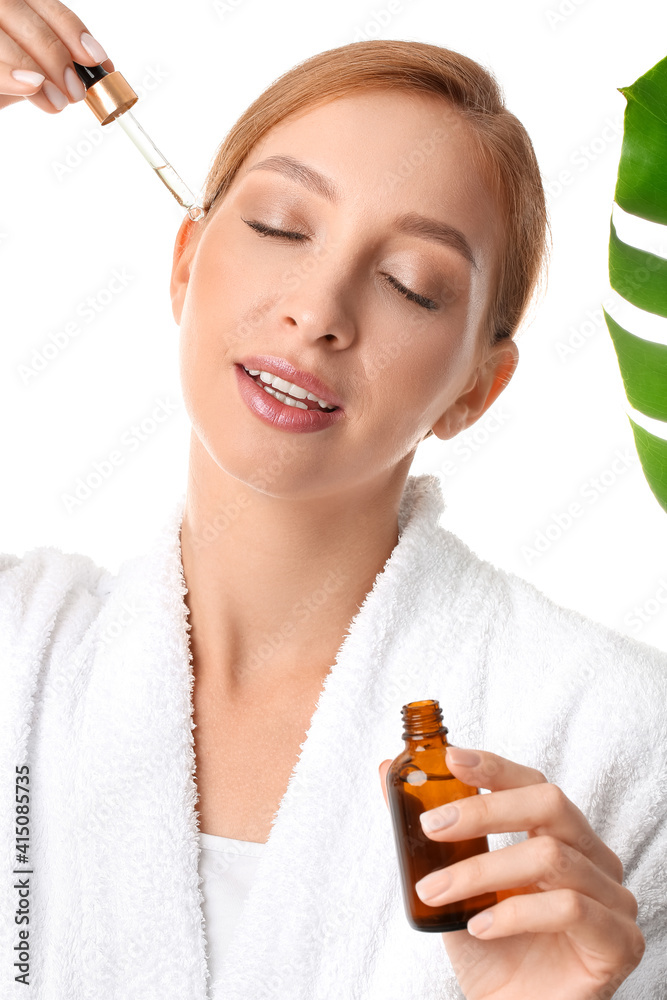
left=401, top=699, right=447, bottom=740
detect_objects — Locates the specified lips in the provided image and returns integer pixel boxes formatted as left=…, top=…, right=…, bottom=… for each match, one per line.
left=234, top=362, right=345, bottom=433
left=237, top=355, right=343, bottom=410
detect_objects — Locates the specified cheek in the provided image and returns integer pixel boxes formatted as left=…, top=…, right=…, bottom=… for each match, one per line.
left=180, top=246, right=248, bottom=362
left=371, top=330, right=472, bottom=438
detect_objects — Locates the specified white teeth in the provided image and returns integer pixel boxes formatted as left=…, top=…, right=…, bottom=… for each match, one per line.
left=270, top=374, right=305, bottom=397
left=244, top=366, right=336, bottom=411
left=263, top=385, right=308, bottom=409
left=258, top=370, right=332, bottom=408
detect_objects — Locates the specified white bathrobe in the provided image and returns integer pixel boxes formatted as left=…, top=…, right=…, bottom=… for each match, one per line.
left=0, top=473, right=665, bottom=1000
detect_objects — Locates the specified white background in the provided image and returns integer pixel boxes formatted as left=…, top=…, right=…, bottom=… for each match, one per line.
left=2, top=0, right=667, bottom=651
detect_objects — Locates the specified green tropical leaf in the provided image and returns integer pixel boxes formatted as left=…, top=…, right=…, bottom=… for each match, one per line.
left=627, top=417, right=667, bottom=509
left=615, top=59, right=667, bottom=224
left=609, top=221, right=667, bottom=316
left=604, top=53, right=667, bottom=513
left=603, top=309, right=667, bottom=420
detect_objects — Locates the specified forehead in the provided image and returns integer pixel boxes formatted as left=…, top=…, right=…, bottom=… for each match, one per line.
left=237, top=89, right=501, bottom=263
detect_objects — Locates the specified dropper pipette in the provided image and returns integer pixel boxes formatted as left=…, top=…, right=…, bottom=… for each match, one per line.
left=72, top=61, right=205, bottom=222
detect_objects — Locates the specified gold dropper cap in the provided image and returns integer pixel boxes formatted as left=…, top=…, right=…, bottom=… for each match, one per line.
left=83, top=70, right=139, bottom=126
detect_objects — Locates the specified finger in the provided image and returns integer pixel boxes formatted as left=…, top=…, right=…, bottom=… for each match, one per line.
left=420, top=780, right=623, bottom=884
left=439, top=749, right=624, bottom=883
left=0, top=0, right=112, bottom=113
left=445, top=746, right=549, bottom=791
left=464, top=889, right=646, bottom=980
left=414, top=835, right=638, bottom=920
left=378, top=759, right=391, bottom=809
left=0, top=56, right=43, bottom=103
left=24, top=52, right=115, bottom=115
left=0, top=24, right=64, bottom=113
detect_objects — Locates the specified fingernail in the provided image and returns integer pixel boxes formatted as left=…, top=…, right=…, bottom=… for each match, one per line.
left=42, top=81, right=68, bottom=111
left=420, top=804, right=459, bottom=833
left=415, top=870, right=450, bottom=902
left=447, top=747, right=480, bottom=767
left=10, top=69, right=45, bottom=87
left=64, top=66, right=86, bottom=102
left=80, top=31, right=109, bottom=64
left=468, top=910, right=493, bottom=936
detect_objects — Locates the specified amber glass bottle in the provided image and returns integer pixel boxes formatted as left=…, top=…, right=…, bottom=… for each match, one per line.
left=386, top=699, right=497, bottom=932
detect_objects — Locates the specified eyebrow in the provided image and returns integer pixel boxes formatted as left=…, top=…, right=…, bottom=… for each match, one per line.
left=245, top=154, right=478, bottom=270
left=247, top=154, right=343, bottom=204
left=392, top=212, right=478, bottom=271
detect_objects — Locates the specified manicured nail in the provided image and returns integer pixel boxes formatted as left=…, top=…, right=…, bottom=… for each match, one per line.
left=64, top=66, right=86, bottom=102
left=42, top=81, right=68, bottom=110
left=80, top=31, right=109, bottom=63
left=11, top=69, right=45, bottom=87
left=420, top=804, right=459, bottom=833
left=468, top=910, right=493, bottom=936
left=447, top=747, right=480, bottom=767
left=415, top=870, right=450, bottom=901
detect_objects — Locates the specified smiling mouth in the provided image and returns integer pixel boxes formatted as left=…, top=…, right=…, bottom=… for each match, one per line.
left=241, top=366, right=338, bottom=411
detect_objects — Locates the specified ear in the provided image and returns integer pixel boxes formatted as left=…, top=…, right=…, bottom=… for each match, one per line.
left=431, top=339, right=519, bottom=441
left=170, top=214, right=205, bottom=326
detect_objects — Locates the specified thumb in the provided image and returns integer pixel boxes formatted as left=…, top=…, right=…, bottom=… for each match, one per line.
left=378, top=759, right=392, bottom=809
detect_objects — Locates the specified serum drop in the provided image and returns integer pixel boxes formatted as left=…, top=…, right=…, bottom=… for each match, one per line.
left=386, top=699, right=497, bottom=932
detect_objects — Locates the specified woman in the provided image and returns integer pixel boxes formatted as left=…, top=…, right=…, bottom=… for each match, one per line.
left=0, top=5, right=664, bottom=999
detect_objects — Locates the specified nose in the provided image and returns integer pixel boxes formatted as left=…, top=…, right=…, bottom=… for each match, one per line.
left=276, top=251, right=358, bottom=350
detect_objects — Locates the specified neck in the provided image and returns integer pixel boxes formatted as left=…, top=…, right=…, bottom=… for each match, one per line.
left=180, top=433, right=414, bottom=695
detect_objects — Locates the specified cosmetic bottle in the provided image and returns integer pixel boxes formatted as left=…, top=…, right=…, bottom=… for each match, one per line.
left=385, top=699, right=497, bottom=932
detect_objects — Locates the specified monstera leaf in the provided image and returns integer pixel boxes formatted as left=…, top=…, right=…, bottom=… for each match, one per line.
left=604, top=55, right=667, bottom=512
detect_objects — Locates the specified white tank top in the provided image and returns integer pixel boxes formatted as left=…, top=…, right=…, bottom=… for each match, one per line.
left=198, top=831, right=265, bottom=986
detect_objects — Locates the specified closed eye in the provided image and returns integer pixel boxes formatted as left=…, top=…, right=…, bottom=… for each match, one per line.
left=243, top=218, right=308, bottom=242
left=242, top=218, right=440, bottom=311
left=379, top=272, right=438, bottom=311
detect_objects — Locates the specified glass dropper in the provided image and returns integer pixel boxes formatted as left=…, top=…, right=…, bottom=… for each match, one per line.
left=72, top=61, right=205, bottom=222
left=115, top=111, right=205, bottom=221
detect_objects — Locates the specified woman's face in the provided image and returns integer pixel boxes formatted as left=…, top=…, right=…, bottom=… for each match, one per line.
left=171, top=88, right=516, bottom=500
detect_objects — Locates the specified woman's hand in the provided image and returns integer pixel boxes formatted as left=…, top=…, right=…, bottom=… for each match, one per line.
left=0, top=0, right=114, bottom=115
left=379, top=748, right=646, bottom=1000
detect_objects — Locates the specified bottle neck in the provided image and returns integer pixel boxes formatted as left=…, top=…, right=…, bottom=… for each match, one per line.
left=401, top=699, right=448, bottom=744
